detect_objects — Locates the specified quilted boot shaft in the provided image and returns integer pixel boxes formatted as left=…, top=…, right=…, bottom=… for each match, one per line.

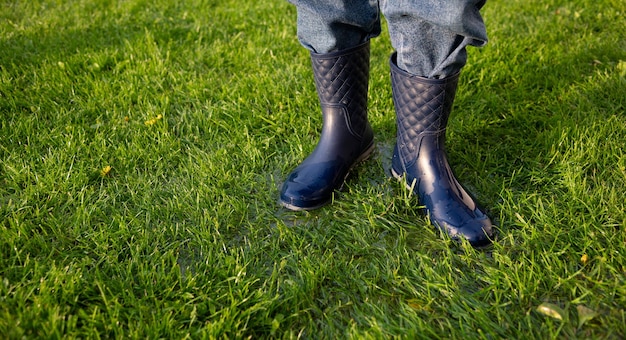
left=390, top=52, right=493, bottom=247
left=312, top=43, right=371, bottom=140
left=280, top=42, right=374, bottom=210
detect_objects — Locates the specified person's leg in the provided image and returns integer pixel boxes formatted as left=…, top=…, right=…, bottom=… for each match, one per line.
left=280, top=1, right=381, bottom=210
left=382, top=0, right=494, bottom=246
left=289, top=0, right=381, bottom=53
left=382, top=0, right=487, bottom=78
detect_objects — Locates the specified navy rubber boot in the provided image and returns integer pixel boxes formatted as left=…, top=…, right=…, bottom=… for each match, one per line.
left=389, top=53, right=493, bottom=247
left=280, top=42, right=374, bottom=210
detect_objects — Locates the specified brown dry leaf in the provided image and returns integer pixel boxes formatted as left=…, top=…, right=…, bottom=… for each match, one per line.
left=577, top=305, right=598, bottom=328
left=407, top=299, right=430, bottom=312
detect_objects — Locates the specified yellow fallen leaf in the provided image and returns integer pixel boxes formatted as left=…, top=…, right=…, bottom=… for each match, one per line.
left=617, top=60, right=626, bottom=76
left=145, top=114, right=163, bottom=126
left=407, top=299, right=422, bottom=310
left=581, top=254, right=589, bottom=265
left=100, top=165, right=112, bottom=177
left=536, top=302, right=565, bottom=321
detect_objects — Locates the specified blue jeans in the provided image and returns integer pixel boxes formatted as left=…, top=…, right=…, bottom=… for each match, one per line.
left=288, top=0, right=488, bottom=78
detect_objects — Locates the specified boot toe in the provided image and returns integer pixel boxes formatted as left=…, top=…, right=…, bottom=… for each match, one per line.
left=437, top=217, right=494, bottom=247
left=279, top=180, right=331, bottom=211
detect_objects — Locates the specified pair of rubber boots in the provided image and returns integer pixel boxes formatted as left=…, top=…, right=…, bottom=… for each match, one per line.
left=280, top=42, right=493, bottom=247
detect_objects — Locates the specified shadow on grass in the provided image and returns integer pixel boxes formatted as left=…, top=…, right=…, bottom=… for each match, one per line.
left=448, top=28, right=625, bottom=237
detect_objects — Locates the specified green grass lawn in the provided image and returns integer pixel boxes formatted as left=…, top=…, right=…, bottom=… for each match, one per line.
left=1, top=0, right=625, bottom=338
